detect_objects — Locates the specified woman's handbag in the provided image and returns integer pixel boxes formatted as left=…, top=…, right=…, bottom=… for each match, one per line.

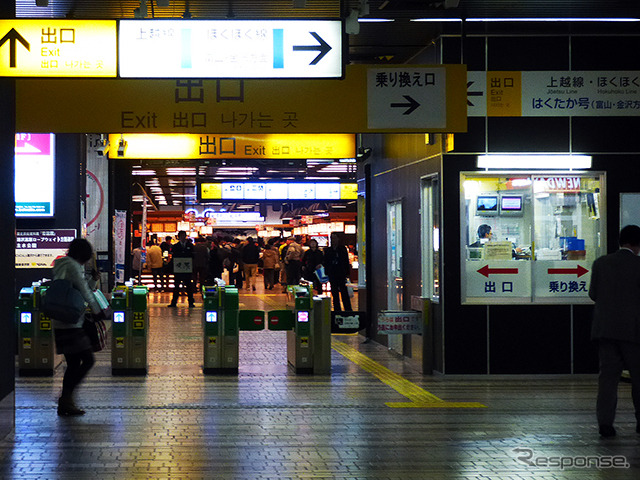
left=83, top=317, right=107, bottom=352
left=40, top=279, right=86, bottom=323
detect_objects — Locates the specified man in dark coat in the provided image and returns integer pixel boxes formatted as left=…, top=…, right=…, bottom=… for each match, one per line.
left=323, top=232, right=352, bottom=312
left=589, top=224, right=640, bottom=437
left=168, top=231, right=195, bottom=308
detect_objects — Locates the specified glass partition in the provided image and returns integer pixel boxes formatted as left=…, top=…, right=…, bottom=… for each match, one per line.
left=461, top=172, right=605, bottom=304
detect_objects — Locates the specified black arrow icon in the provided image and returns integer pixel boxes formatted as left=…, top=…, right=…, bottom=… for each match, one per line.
left=390, top=95, right=420, bottom=115
left=293, top=32, right=331, bottom=65
left=0, top=28, right=30, bottom=68
left=467, top=80, right=483, bottom=106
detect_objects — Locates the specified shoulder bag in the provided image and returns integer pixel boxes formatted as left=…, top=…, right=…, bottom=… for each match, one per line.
left=40, top=279, right=87, bottom=324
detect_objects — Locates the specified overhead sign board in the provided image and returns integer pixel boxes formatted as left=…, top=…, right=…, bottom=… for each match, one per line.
left=199, top=181, right=357, bottom=202
left=108, top=133, right=355, bottom=159
left=118, top=19, right=342, bottom=79
left=0, top=20, right=117, bottom=77
left=468, top=70, right=640, bottom=117
left=16, top=64, right=467, bottom=133
left=367, top=67, right=446, bottom=129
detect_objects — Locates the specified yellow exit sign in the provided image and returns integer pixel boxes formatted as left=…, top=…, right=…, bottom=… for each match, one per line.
left=108, top=133, right=355, bottom=160
left=0, top=20, right=117, bottom=77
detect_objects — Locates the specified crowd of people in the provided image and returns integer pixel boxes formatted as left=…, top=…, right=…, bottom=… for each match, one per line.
left=134, top=231, right=356, bottom=312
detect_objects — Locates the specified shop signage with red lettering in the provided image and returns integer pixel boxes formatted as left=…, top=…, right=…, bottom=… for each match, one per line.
left=534, top=176, right=581, bottom=193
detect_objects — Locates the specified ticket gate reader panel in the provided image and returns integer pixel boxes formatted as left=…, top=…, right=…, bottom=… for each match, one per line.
left=17, top=286, right=61, bottom=376
left=111, top=285, right=148, bottom=375
left=203, top=286, right=240, bottom=374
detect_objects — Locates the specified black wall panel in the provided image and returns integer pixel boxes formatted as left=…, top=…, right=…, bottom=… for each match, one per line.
left=572, top=36, right=640, bottom=70
left=452, top=117, right=486, bottom=153
left=488, top=36, right=569, bottom=71
left=573, top=305, right=598, bottom=374
left=442, top=155, right=488, bottom=374
left=488, top=117, right=570, bottom=152
left=489, top=305, right=571, bottom=374
left=572, top=117, right=640, bottom=153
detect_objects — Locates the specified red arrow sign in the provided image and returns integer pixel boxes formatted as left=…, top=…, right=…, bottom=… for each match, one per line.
left=547, top=265, right=589, bottom=277
left=477, top=265, right=519, bottom=277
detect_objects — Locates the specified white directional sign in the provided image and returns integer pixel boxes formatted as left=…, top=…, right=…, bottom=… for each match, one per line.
left=367, top=67, right=446, bottom=129
left=118, top=19, right=343, bottom=79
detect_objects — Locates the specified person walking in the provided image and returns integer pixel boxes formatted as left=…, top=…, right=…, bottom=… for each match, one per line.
left=323, top=232, right=352, bottom=312
left=146, top=239, right=164, bottom=291
left=261, top=243, right=279, bottom=290
left=168, top=231, right=195, bottom=308
left=193, top=236, right=211, bottom=291
left=589, top=224, right=640, bottom=437
left=131, top=239, right=144, bottom=284
left=284, top=236, right=303, bottom=287
left=241, top=237, right=261, bottom=291
left=52, top=238, right=109, bottom=416
left=302, top=238, right=324, bottom=294
left=208, top=239, right=224, bottom=283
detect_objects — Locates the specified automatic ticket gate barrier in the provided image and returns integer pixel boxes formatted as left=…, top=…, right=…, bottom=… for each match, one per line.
left=111, top=284, right=149, bottom=375
left=268, top=285, right=331, bottom=374
left=16, top=284, right=61, bottom=376
left=202, top=285, right=266, bottom=374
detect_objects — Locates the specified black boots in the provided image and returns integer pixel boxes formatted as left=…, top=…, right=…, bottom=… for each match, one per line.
left=57, top=397, right=85, bottom=416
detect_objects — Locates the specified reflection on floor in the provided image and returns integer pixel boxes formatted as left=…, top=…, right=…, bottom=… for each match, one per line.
left=3, top=289, right=640, bottom=479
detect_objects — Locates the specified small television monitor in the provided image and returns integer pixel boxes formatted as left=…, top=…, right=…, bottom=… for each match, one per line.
left=476, top=195, right=498, bottom=216
left=311, top=235, right=329, bottom=247
left=500, top=195, right=523, bottom=216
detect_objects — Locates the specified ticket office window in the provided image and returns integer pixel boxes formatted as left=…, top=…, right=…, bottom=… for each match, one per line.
left=461, top=172, right=605, bottom=304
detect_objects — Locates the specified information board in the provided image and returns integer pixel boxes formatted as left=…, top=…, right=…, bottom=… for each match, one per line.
left=119, top=19, right=342, bottom=79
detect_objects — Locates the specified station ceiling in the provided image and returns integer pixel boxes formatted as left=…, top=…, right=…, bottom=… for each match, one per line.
left=14, top=0, right=640, bottom=210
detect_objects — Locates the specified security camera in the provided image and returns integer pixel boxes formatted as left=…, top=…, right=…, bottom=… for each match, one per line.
left=117, top=139, right=127, bottom=157
left=96, top=139, right=110, bottom=156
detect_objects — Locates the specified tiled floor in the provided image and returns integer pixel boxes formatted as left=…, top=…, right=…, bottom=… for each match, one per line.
left=3, top=288, right=640, bottom=479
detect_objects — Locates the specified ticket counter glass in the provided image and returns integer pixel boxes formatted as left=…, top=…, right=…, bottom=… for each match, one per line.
left=460, top=172, right=605, bottom=304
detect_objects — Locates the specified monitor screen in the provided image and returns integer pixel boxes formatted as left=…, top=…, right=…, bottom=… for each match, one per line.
left=501, top=196, right=522, bottom=211
left=476, top=195, right=498, bottom=213
left=15, top=133, right=55, bottom=217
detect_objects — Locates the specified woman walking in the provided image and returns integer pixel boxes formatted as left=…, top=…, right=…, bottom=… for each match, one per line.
left=52, top=238, right=108, bottom=416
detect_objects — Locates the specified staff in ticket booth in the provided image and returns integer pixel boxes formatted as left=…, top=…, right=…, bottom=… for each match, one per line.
left=469, top=224, right=493, bottom=248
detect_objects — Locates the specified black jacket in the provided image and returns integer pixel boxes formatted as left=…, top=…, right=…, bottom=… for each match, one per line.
left=242, top=242, right=261, bottom=264
left=323, top=245, right=350, bottom=280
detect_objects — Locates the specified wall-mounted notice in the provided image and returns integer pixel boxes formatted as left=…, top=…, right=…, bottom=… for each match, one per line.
left=16, top=229, right=76, bottom=269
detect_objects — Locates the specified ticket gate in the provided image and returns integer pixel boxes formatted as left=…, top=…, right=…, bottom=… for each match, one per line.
left=111, top=284, right=149, bottom=375
left=202, top=284, right=266, bottom=374
left=16, top=283, right=61, bottom=376
left=269, top=285, right=331, bottom=374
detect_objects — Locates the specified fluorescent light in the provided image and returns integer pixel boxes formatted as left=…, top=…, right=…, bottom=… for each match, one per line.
left=411, top=18, right=462, bottom=22
left=466, top=17, right=640, bottom=22
left=477, top=154, right=592, bottom=170
left=358, top=18, right=395, bottom=22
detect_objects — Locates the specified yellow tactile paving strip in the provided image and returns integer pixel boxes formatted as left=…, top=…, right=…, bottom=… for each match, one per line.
left=332, top=341, right=486, bottom=409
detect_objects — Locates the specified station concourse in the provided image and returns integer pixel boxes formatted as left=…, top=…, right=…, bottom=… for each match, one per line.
left=3, top=0, right=640, bottom=478
left=4, top=287, right=640, bottom=479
